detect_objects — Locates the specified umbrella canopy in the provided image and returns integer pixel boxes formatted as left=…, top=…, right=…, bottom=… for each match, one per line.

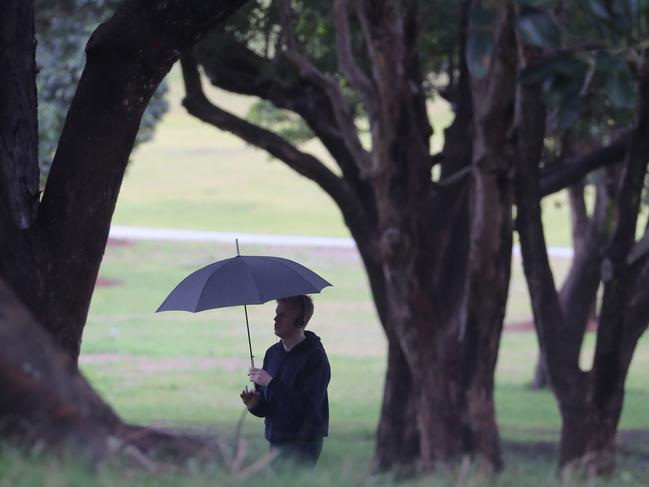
left=156, top=250, right=332, bottom=367
left=157, top=255, right=332, bottom=312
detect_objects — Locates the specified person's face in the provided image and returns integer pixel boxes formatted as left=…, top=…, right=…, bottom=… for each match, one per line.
left=273, top=301, right=301, bottom=339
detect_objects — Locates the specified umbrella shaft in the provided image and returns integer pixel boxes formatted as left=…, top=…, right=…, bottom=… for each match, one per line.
left=243, top=305, right=255, bottom=368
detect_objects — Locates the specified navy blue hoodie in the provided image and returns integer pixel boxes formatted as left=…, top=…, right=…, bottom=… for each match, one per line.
left=250, top=331, right=330, bottom=443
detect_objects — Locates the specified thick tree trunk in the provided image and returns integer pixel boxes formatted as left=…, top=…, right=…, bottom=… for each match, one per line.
left=557, top=386, right=623, bottom=475
left=373, top=338, right=419, bottom=472
left=0, top=276, right=223, bottom=464
left=0, top=0, right=249, bottom=366
left=558, top=75, right=649, bottom=474
left=0, top=277, right=119, bottom=454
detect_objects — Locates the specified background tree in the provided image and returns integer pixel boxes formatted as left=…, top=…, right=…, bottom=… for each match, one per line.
left=524, top=1, right=635, bottom=389
left=514, top=0, right=649, bottom=474
left=33, top=0, right=168, bottom=178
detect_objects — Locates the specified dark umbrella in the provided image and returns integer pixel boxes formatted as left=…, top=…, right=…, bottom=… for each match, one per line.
left=157, top=240, right=332, bottom=366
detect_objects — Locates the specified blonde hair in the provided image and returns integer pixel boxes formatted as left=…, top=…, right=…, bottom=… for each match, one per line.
left=277, top=295, right=314, bottom=327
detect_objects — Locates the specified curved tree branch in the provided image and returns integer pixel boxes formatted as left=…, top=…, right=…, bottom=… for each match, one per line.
left=193, top=40, right=366, bottom=188
left=539, top=134, right=629, bottom=197
left=180, top=55, right=358, bottom=217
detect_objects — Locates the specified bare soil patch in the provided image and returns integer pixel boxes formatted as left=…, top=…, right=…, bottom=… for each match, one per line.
left=96, top=277, right=124, bottom=287
left=107, top=237, right=133, bottom=247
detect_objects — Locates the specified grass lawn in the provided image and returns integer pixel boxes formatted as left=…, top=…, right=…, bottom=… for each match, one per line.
left=50, top=238, right=647, bottom=486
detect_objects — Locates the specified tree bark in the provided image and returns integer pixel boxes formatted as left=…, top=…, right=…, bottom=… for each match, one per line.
left=0, top=276, right=221, bottom=463
left=0, top=277, right=119, bottom=455
left=458, top=4, right=518, bottom=472
left=0, top=0, right=40, bottom=231
left=0, top=0, right=249, bottom=366
left=531, top=173, right=613, bottom=390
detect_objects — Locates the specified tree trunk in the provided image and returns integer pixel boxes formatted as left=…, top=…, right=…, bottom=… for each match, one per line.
left=0, top=276, right=224, bottom=464
left=373, top=338, right=419, bottom=472
left=531, top=181, right=601, bottom=390
left=454, top=3, right=518, bottom=472
left=0, top=0, right=40, bottom=230
left=0, top=0, right=249, bottom=366
left=0, top=277, right=120, bottom=454
left=188, top=0, right=513, bottom=472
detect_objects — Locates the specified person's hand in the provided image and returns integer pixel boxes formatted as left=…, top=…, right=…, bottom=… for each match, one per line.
left=248, top=367, right=273, bottom=386
left=240, top=387, right=260, bottom=410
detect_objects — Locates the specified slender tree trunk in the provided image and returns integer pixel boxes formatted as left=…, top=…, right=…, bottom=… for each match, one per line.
left=454, top=4, right=518, bottom=472
left=517, top=52, right=649, bottom=474
left=531, top=168, right=616, bottom=389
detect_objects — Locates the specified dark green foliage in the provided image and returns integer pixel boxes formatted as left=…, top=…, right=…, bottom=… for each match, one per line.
left=516, top=1, right=648, bottom=134
left=34, top=0, right=167, bottom=179
left=247, top=100, right=314, bottom=145
left=598, top=51, right=638, bottom=110
left=206, top=0, right=460, bottom=141
left=516, top=10, right=561, bottom=48
left=467, top=2, right=499, bottom=79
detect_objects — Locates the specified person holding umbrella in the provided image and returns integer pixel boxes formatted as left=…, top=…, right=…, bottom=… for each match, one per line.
left=157, top=243, right=332, bottom=467
left=241, top=294, right=330, bottom=468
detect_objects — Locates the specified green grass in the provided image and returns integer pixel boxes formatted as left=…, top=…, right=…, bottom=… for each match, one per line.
left=5, top=65, right=648, bottom=485
left=65, top=239, right=649, bottom=485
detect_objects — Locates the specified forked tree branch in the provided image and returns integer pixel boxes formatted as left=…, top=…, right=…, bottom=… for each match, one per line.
left=333, top=0, right=377, bottom=117
left=539, top=134, right=629, bottom=196
left=355, top=0, right=377, bottom=64
left=278, top=0, right=373, bottom=177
